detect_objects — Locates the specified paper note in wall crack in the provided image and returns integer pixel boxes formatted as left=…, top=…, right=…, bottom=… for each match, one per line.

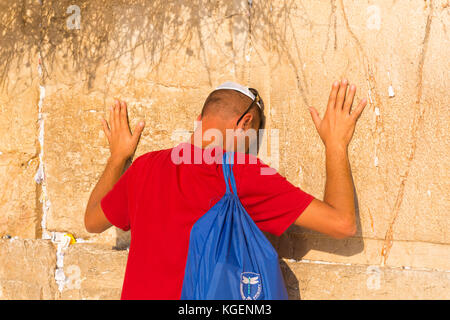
left=388, top=85, right=395, bottom=97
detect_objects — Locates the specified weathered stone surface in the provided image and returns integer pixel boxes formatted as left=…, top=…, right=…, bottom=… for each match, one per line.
left=257, top=0, right=450, bottom=272
left=40, top=0, right=246, bottom=239
left=0, top=0, right=40, bottom=156
left=268, top=232, right=450, bottom=271
left=0, top=0, right=448, bottom=299
left=0, top=82, right=39, bottom=156
left=0, top=33, right=40, bottom=237
left=58, top=243, right=127, bottom=300
left=265, top=0, right=450, bottom=246
left=42, top=85, right=207, bottom=239
left=0, top=239, right=57, bottom=299
left=0, top=154, right=39, bottom=238
left=281, top=259, right=450, bottom=300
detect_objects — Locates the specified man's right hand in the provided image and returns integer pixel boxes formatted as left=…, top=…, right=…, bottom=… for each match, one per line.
left=294, top=79, right=366, bottom=239
left=101, top=99, right=145, bottom=163
left=309, top=79, right=367, bottom=150
left=85, top=99, right=145, bottom=234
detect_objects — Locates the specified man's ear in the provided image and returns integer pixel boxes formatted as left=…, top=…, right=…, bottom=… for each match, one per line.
left=238, top=113, right=253, bottom=130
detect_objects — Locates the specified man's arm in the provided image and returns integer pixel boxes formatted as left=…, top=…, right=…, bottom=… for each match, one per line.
left=294, top=79, right=367, bottom=239
left=84, top=99, right=145, bottom=233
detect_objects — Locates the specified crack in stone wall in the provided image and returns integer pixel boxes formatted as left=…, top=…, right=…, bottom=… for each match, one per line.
left=381, top=0, right=434, bottom=266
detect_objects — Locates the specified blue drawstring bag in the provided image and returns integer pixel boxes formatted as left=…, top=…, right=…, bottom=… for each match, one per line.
left=181, top=152, right=288, bottom=300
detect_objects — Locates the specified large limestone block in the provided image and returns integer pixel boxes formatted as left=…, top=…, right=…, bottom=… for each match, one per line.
left=58, top=244, right=127, bottom=300
left=268, top=232, right=450, bottom=271
left=0, top=44, right=40, bottom=238
left=262, top=0, right=449, bottom=245
left=282, top=259, right=450, bottom=300
left=391, top=0, right=450, bottom=244
left=0, top=239, right=57, bottom=300
left=0, top=153, right=39, bottom=238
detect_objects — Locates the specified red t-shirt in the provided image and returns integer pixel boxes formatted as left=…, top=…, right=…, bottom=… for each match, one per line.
left=100, top=142, right=314, bottom=299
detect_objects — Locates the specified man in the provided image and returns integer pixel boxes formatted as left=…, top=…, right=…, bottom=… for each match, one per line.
left=84, top=79, right=367, bottom=299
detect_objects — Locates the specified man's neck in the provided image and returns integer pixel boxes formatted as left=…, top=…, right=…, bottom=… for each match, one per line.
left=189, top=130, right=227, bottom=150
left=189, top=119, right=230, bottom=150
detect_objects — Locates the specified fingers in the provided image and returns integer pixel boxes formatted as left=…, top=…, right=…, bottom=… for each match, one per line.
left=308, top=106, right=322, bottom=131
left=110, top=99, right=129, bottom=132
left=120, top=100, right=129, bottom=131
left=113, top=99, right=120, bottom=129
left=132, top=120, right=145, bottom=144
left=109, top=105, right=114, bottom=131
left=335, top=79, right=348, bottom=110
left=350, top=98, right=368, bottom=121
left=326, top=81, right=340, bottom=114
left=343, top=84, right=356, bottom=114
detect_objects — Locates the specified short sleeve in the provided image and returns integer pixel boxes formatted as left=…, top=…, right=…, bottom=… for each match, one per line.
left=236, top=158, right=315, bottom=237
left=100, top=159, right=138, bottom=231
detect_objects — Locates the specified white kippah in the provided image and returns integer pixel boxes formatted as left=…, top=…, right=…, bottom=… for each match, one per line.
left=214, top=81, right=262, bottom=109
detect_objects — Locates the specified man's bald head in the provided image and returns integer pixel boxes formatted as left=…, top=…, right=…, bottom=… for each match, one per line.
left=200, top=89, right=261, bottom=129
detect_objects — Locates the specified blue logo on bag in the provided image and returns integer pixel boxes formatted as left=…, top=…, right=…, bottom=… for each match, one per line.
left=240, top=272, right=262, bottom=300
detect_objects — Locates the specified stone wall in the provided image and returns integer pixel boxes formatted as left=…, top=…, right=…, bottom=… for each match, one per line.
left=0, top=0, right=448, bottom=299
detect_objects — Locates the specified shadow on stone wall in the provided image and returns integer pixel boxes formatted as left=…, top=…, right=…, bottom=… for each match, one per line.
left=279, top=187, right=361, bottom=299
left=266, top=174, right=364, bottom=261
left=264, top=173, right=364, bottom=299
left=2, top=0, right=245, bottom=88
left=279, top=259, right=301, bottom=299
left=0, top=0, right=302, bottom=91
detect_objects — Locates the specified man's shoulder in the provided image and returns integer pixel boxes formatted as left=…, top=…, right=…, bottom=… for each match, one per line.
left=232, top=152, right=279, bottom=177
left=233, top=151, right=261, bottom=165
left=132, top=147, right=174, bottom=166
